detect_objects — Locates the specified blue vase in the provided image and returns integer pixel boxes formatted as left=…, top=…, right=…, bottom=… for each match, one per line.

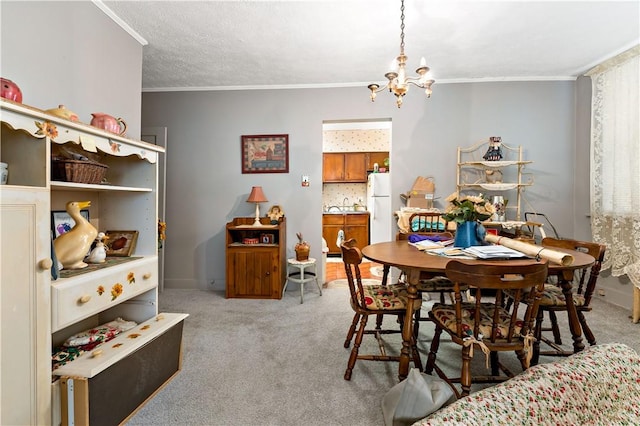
left=454, top=221, right=486, bottom=248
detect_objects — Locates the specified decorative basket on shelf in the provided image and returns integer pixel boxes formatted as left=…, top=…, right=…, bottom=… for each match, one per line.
left=51, top=159, right=108, bottom=184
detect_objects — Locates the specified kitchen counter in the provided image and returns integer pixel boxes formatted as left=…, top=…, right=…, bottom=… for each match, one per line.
left=323, top=210, right=369, bottom=214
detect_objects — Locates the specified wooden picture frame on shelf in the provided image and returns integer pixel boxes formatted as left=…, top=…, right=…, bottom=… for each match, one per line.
left=105, top=230, right=139, bottom=257
left=51, top=209, right=90, bottom=239
left=241, top=134, right=289, bottom=174
left=260, top=233, right=275, bottom=244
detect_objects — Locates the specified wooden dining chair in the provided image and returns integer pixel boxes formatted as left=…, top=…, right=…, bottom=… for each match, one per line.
left=408, top=212, right=449, bottom=233
left=425, top=259, right=548, bottom=398
left=529, top=237, right=606, bottom=364
left=340, top=238, right=422, bottom=380
left=395, top=231, right=462, bottom=340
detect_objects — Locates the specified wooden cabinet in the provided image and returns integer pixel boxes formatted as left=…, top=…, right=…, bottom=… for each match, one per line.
left=226, top=217, right=286, bottom=299
left=322, top=152, right=367, bottom=182
left=323, top=213, right=369, bottom=255
left=0, top=99, right=184, bottom=426
left=366, top=151, right=389, bottom=171
left=457, top=141, right=533, bottom=220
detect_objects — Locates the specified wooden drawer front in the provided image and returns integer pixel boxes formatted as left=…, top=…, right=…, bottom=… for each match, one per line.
left=323, top=214, right=345, bottom=225
left=56, top=313, right=187, bottom=426
left=346, top=213, right=369, bottom=225
left=52, top=257, right=158, bottom=332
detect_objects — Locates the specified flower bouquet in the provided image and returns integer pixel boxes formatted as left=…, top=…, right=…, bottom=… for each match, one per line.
left=442, top=193, right=495, bottom=247
left=442, top=192, right=495, bottom=224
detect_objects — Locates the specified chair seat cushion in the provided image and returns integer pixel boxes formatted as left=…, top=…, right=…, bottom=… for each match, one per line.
left=539, top=284, right=586, bottom=307
left=416, top=276, right=457, bottom=292
left=358, top=283, right=422, bottom=311
left=431, top=303, right=524, bottom=339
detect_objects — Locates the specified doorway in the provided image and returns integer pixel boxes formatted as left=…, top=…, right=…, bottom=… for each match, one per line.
left=321, top=119, right=391, bottom=280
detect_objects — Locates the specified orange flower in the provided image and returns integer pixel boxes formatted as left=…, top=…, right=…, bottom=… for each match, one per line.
left=35, top=121, right=58, bottom=138
left=111, top=283, right=123, bottom=300
left=127, top=272, right=135, bottom=284
left=97, top=285, right=105, bottom=295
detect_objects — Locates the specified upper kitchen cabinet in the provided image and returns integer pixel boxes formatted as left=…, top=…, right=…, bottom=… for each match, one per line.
left=322, top=152, right=367, bottom=183
left=366, top=152, right=389, bottom=172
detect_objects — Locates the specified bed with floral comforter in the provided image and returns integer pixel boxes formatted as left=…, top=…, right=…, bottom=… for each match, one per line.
left=414, top=343, right=640, bottom=425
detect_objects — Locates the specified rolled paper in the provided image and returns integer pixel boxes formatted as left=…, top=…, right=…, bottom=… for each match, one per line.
left=484, top=234, right=574, bottom=266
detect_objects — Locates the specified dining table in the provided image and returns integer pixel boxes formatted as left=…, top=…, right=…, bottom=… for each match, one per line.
left=361, top=240, right=596, bottom=381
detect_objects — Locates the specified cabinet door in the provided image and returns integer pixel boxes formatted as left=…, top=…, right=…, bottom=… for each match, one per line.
left=344, top=153, right=367, bottom=182
left=323, top=224, right=343, bottom=255
left=323, top=214, right=346, bottom=255
left=345, top=214, right=369, bottom=250
left=322, top=153, right=344, bottom=182
left=227, top=249, right=280, bottom=298
left=367, top=152, right=389, bottom=171
left=1, top=187, right=51, bottom=426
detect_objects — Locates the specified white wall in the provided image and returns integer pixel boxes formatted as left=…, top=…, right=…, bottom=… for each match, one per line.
left=0, top=1, right=143, bottom=137
left=141, top=82, right=587, bottom=293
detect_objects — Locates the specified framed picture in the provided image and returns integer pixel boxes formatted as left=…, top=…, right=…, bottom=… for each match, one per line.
left=105, top=230, right=139, bottom=257
left=52, top=209, right=90, bottom=238
left=241, top=134, right=289, bottom=174
left=260, top=233, right=275, bottom=244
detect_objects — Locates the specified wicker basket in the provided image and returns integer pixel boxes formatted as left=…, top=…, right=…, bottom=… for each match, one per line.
left=51, top=159, right=108, bottom=184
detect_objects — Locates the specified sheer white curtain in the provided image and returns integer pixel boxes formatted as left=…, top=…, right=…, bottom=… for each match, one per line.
left=588, top=45, right=640, bottom=289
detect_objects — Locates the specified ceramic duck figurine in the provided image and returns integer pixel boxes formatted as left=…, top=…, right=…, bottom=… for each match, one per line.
left=53, top=201, right=98, bottom=269
left=87, top=232, right=108, bottom=264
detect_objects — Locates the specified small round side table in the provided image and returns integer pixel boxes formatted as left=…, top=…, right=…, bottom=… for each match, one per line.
left=283, top=257, right=322, bottom=304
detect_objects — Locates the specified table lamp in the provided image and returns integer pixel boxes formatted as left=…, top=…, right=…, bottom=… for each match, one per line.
left=247, top=186, right=268, bottom=226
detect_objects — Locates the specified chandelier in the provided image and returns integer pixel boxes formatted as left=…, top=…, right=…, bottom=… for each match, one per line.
left=367, top=0, right=434, bottom=108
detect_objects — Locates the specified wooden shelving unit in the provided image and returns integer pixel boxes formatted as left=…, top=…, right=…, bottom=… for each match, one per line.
left=456, top=140, right=533, bottom=220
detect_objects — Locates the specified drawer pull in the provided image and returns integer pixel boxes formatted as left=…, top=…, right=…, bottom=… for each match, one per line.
left=92, top=349, right=103, bottom=358
left=39, top=258, right=53, bottom=270
left=79, top=295, right=91, bottom=304
left=143, top=273, right=152, bottom=279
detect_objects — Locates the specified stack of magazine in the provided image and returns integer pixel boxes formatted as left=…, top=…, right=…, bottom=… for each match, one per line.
left=409, top=238, right=455, bottom=251
left=462, top=245, right=527, bottom=259
left=426, top=244, right=527, bottom=259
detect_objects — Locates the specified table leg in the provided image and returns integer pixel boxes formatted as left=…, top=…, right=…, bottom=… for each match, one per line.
left=381, top=264, right=391, bottom=286
left=558, top=270, right=584, bottom=353
left=399, top=268, right=420, bottom=381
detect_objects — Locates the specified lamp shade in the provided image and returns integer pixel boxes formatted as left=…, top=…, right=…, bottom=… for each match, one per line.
left=247, top=186, right=268, bottom=203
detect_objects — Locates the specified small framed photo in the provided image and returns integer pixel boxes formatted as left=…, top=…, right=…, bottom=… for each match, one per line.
left=105, top=230, right=139, bottom=257
left=260, top=233, right=275, bottom=244
left=52, top=209, right=90, bottom=239
left=241, top=134, right=289, bottom=174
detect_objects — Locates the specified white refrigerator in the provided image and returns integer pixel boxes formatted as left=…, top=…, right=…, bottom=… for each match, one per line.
left=367, top=173, right=392, bottom=244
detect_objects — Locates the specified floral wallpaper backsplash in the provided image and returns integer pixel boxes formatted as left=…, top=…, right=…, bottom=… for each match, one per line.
left=323, top=184, right=367, bottom=210
left=323, top=129, right=390, bottom=152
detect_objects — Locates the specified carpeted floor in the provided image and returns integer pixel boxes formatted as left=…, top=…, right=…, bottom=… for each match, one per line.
left=125, top=287, right=640, bottom=426
left=325, top=278, right=383, bottom=288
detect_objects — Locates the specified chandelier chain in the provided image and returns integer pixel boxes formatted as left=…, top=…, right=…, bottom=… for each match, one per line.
left=400, top=0, right=405, bottom=54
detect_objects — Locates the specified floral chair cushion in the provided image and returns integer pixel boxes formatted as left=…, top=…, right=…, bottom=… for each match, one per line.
left=414, top=343, right=640, bottom=425
left=416, top=276, right=457, bottom=293
left=357, top=283, right=422, bottom=311
left=538, top=284, right=586, bottom=306
left=431, top=303, right=524, bottom=339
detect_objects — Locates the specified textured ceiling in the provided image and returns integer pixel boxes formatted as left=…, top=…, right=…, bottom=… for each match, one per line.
left=99, top=1, right=640, bottom=92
